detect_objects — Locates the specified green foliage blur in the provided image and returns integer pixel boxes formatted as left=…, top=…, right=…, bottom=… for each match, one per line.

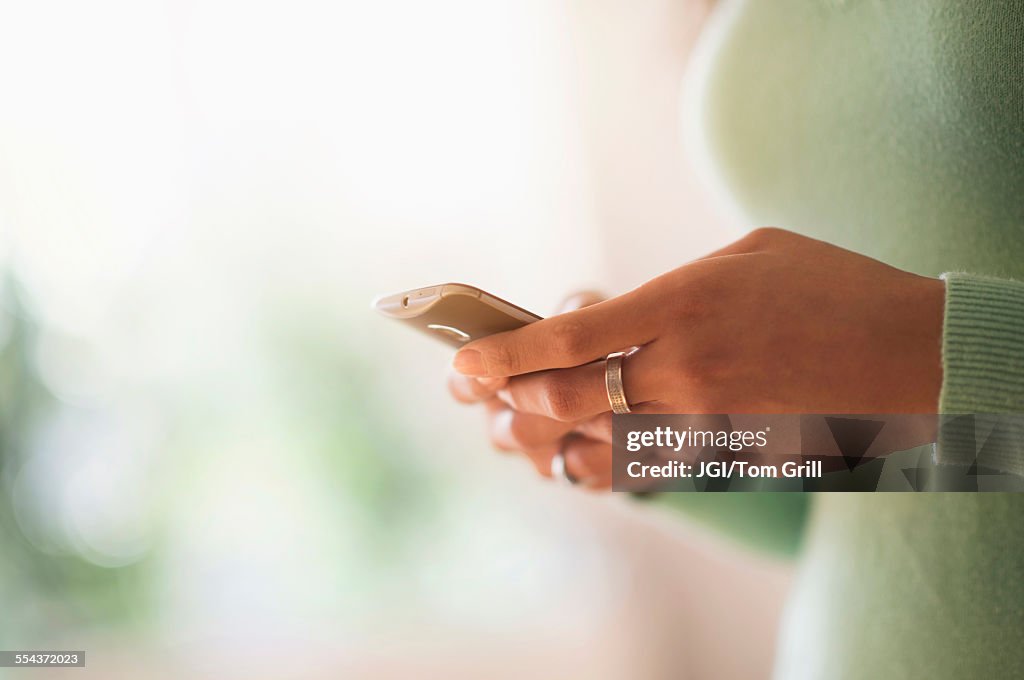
left=0, top=277, right=146, bottom=645
left=0, top=274, right=443, bottom=650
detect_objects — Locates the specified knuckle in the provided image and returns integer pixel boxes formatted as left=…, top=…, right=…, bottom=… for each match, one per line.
left=540, top=376, right=583, bottom=421
left=487, top=343, right=523, bottom=375
left=675, top=290, right=714, bottom=320
left=550, top=319, right=591, bottom=361
left=665, top=269, right=725, bottom=320
left=674, top=353, right=726, bottom=397
left=745, top=226, right=789, bottom=247
left=683, top=364, right=735, bottom=412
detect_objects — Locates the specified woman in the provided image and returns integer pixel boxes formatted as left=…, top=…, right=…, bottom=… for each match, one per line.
left=450, top=1, right=1024, bottom=677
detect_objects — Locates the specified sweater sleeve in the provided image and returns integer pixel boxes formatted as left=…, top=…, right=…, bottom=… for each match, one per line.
left=936, top=272, right=1024, bottom=476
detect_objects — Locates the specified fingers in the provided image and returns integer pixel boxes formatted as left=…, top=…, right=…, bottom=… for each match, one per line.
left=448, top=373, right=508, bottom=404
left=482, top=400, right=611, bottom=488
left=561, top=437, right=612, bottom=488
left=457, top=287, right=615, bottom=491
left=448, top=291, right=604, bottom=403
left=494, top=345, right=665, bottom=422
left=487, top=406, right=576, bottom=451
left=522, top=436, right=612, bottom=489
left=452, top=289, right=655, bottom=378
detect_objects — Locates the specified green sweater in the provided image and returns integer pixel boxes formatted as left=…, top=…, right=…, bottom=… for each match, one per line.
left=657, top=1, right=1024, bottom=677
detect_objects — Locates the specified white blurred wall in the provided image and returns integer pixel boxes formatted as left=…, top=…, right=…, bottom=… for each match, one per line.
left=0, top=1, right=788, bottom=678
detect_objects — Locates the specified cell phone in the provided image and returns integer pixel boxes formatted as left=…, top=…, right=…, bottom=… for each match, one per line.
left=374, top=283, right=542, bottom=348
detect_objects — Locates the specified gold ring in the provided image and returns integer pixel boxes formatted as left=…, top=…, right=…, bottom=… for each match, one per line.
left=605, top=351, right=632, bottom=414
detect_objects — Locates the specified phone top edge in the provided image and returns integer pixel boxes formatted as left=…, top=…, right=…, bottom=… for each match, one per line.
left=438, top=283, right=483, bottom=299
left=438, top=284, right=541, bottom=322
left=477, top=291, right=542, bottom=323
left=372, top=286, right=436, bottom=318
left=373, top=283, right=542, bottom=322
left=373, top=283, right=471, bottom=319
left=372, top=283, right=472, bottom=307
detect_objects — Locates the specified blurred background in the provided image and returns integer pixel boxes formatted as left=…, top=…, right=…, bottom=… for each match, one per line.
left=0, top=0, right=793, bottom=677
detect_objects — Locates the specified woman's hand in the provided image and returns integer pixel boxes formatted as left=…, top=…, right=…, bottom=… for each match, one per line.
left=453, top=228, right=945, bottom=423
left=448, top=292, right=616, bottom=488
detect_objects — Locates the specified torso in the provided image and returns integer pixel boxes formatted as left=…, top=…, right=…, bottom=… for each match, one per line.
left=691, top=0, right=1024, bottom=278
left=689, top=1, right=1024, bottom=676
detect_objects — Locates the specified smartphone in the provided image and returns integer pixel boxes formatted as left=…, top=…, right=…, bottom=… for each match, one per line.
left=374, top=283, right=542, bottom=348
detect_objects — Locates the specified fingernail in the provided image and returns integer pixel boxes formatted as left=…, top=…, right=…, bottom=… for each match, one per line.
left=477, top=376, right=505, bottom=388
left=453, top=349, right=485, bottom=376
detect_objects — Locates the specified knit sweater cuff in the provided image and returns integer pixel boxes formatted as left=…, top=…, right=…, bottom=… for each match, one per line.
left=936, top=272, right=1024, bottom=475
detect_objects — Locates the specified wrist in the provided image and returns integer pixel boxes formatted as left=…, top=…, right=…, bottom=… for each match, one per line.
left=905, top=275, right=945, bottom=412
